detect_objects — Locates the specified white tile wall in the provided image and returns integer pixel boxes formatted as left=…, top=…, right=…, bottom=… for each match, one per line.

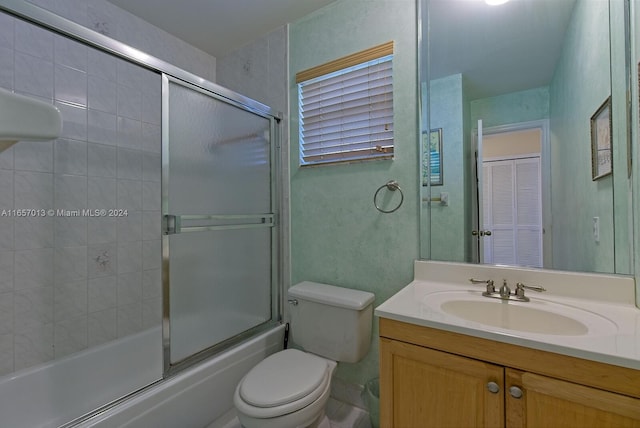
left=0, top=12, right=162, bottom=376
left=24, top=0, right=216, bottom=82
left=216, top=26, right=287, bottom=116
left=216, top=23, right=291, bottom=320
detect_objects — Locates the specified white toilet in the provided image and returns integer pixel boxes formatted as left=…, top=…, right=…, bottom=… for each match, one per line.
left=233, top=281, right=375, bottom=428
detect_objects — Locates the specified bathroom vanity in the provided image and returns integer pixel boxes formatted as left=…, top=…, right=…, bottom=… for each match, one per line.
left=376, top=261, right=640, bottom=428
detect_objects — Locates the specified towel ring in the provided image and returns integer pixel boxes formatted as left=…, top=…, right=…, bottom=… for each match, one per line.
left=374, top=180, right=404, bottom=213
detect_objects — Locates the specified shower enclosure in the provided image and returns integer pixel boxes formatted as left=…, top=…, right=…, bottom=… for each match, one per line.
left=162, top=76, right=280, bottom=373
left=0, top=1, right=283, bottom=426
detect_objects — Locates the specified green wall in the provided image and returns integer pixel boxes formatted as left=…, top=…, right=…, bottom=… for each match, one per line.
left=549, top=0, right=614, bottom=273
left=428, top=74, right=466, bottom=262
left=289, top=0, right=418, bottom=386
left=470, top=86, right=550, bottom=128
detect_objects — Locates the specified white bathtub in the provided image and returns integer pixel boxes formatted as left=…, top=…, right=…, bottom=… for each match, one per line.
left=0, top=325, right=284, bottom=428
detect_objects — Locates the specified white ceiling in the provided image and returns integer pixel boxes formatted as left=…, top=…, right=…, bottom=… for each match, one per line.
left=107, top=0, right=577, bottom=99
left=429, top=0, right=577, bottom=99
left=106, top=0, right=337, bottom=58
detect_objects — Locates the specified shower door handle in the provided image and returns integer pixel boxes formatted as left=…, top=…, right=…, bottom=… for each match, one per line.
left=163, top=214, right=274, bottom=235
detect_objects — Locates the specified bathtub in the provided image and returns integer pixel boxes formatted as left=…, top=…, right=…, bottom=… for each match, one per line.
left=0, top=325, right=284, bottom=428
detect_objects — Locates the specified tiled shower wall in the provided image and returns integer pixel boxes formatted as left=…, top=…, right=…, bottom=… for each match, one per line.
left=24, top=0, right=216, bottom=82
left=0, top=12, right=162, bottom=375
left=216, top=25, right=290, bottom=289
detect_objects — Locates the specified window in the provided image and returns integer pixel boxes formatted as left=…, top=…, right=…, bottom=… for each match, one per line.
left=297, top=41, right=394, bottom=166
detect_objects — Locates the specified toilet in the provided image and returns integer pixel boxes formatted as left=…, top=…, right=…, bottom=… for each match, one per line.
left=233, top=281, right=375, bottom=428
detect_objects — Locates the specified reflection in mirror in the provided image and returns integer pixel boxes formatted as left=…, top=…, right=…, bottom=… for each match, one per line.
left=423, top=129, right=443, bottom=186
left=420, top=0, right=633, bottom=275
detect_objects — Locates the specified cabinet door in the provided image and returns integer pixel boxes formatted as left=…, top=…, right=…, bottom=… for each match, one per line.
left=506, top=369, right=640, bottom=428
left=380, top=338, right=504, bottom=428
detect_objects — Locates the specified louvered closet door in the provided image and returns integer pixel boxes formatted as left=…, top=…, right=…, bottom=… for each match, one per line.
left=515, top=158, right=542, bottom=267
left=483, top=160, right=515, bottom=265
left=482, top=157, right=542, bottom=267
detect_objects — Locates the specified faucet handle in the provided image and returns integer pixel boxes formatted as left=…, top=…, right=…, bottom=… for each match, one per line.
left=469, top=278, right=494, bottom=285
left=515, top=282, right=546, bottom=293
left=514, top=282, right=545, bottom=301
left=469, top=278, right=495, bottom=293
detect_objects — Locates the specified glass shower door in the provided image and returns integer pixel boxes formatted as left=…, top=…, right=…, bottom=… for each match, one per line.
left=162, top=76, right=277, bottom=368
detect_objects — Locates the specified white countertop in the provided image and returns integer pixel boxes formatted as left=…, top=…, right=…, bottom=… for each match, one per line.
left=375, top=261, right=640, bottom=371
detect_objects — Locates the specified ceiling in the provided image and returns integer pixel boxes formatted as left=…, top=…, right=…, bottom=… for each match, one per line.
left=106, top=0, right=337, bottom=58
left=429, top=0, right=577, bottom=100
left=107, top=0, right=577, bottom=100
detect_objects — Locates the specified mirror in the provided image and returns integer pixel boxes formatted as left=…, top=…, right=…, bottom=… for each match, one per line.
left=420, top=0, right=633, bottom=275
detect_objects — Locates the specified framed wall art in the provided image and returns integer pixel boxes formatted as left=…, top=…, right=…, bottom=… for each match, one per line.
left=590, top=96, right=612, bottom=180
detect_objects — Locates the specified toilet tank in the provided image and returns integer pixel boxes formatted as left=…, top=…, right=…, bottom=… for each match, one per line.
left=288, top=281, right=375, bottom=363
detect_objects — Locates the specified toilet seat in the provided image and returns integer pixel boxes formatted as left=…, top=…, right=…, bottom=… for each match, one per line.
left=234, top=349, right=331, bottom=418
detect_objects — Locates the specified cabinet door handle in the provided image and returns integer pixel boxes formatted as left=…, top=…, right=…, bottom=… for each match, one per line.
left=509, top=386, right=523, bottom=399
left=486, top=381, right=500, bottom=394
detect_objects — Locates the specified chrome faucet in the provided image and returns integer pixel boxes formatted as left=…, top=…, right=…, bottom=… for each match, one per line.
left=499, top=279, right=511, bottom=299
left=469, top=278, right=546, bottom=302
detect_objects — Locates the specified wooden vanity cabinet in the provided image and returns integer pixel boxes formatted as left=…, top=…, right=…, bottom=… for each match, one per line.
left=380, top=318, right=640, bottom=428
left=505, top=369, right=640, bottom=428
left=381, top=338, right=504, bottom=427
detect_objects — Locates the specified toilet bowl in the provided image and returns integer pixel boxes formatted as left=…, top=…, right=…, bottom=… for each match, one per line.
left=233, top=281, right=375, bottom=428
left=233, top=349, right=337, bottom=428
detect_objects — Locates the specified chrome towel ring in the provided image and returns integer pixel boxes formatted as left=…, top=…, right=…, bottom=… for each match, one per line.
left=374, top=180, right=404, bottom=213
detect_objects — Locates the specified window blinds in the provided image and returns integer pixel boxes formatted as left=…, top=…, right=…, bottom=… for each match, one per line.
left=297, top=42, right=394, bottom=166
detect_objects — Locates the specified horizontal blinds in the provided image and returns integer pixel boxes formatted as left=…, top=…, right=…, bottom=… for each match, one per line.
left=297, top=42, right=394, bottom=166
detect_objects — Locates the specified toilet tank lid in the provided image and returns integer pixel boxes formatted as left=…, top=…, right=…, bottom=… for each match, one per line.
left=289, top=281, right=375, bottom=310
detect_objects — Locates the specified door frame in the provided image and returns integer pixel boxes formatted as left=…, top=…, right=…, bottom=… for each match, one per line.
left=471, top=119, right=551, bottom=268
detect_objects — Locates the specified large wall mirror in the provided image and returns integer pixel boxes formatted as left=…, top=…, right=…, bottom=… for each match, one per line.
left=419, top=0, right=633, bottom=276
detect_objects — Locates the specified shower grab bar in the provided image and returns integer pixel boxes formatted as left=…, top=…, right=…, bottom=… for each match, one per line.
left=163, top=214, right=275, bottom=235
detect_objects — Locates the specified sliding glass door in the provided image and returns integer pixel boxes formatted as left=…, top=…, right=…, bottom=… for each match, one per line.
left=162, top=76, right=278, bottom=369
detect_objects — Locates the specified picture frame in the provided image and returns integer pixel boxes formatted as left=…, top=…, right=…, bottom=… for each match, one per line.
left=422, top=128, right=443, bottom=186
left=590, top=96, right=612, bottom=180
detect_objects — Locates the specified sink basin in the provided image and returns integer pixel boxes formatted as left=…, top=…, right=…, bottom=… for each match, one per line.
left=441, top=300, right=589, bottom=335
left=423, top=291, right=618, bottom=336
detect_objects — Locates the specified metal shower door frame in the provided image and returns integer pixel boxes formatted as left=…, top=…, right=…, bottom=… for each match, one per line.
left=161, top=74, right=282, bottom=376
